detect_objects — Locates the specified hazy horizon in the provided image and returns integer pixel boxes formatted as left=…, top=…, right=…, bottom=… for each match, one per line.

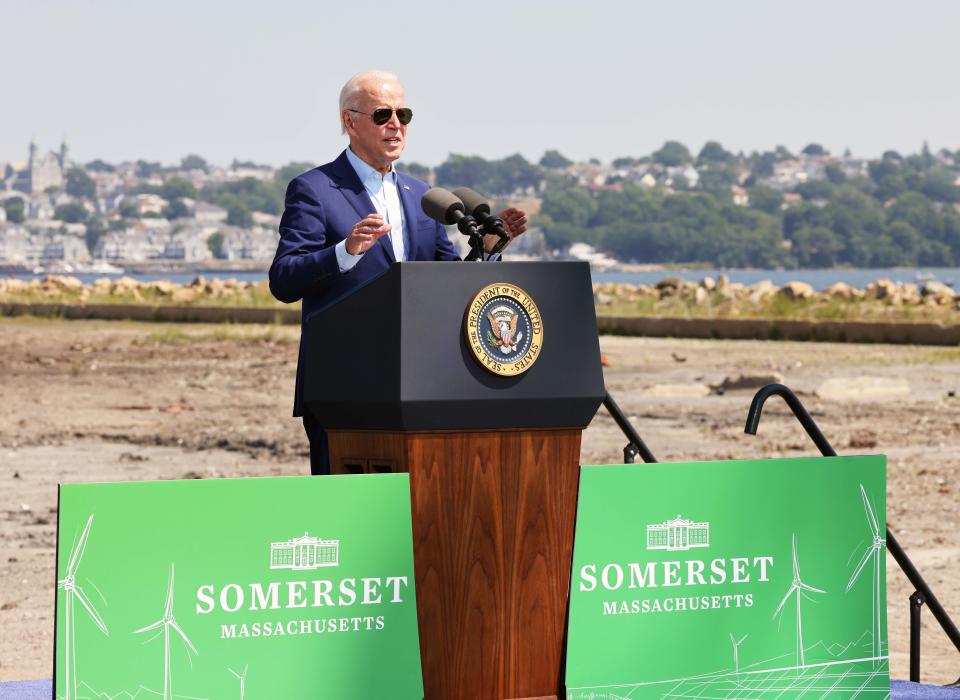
left=3, top=0, right=958, bottom=168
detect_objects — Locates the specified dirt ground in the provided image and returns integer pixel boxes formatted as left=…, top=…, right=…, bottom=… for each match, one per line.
left=1, top=316, right=958, bottom=684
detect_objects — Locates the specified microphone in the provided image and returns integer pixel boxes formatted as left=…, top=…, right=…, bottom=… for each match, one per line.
left=451, top=187, right=510, bottom=254
left=421, top=187, right=482, bottom=239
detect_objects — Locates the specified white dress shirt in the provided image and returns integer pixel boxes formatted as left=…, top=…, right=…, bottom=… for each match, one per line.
left=335, top=148, right=407, bottom=272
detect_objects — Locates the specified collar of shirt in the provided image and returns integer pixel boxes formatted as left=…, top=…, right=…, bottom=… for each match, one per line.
left=346, top=147, right=397, bottom=196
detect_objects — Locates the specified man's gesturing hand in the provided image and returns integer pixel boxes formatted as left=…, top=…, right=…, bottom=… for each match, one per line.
left=482, top=207, right=529, bottom=254
left=346, top=214, right=391, bottom=256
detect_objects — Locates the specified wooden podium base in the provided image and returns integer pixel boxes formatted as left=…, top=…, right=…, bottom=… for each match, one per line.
left=329, top=428, right=581, bottom=700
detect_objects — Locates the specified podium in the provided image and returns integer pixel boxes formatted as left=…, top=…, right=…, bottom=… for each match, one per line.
left=303, top=262, right=605, bottom=700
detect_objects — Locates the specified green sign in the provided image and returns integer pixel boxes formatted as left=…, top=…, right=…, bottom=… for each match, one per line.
left=566, top=456, right=889, bottom=699
left=55, top=474, right=423, bottom=700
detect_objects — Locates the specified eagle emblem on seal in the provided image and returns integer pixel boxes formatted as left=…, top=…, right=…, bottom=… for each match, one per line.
left=465, top=282, right=542, bottom=377
left=486, top=305, right=523, bottom=354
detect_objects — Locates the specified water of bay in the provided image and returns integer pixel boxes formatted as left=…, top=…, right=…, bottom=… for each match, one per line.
left=7, top=266, right=959, bottom=290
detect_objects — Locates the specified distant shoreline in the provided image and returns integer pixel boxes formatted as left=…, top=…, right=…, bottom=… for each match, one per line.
left=4, top=264, right=957, bottom=292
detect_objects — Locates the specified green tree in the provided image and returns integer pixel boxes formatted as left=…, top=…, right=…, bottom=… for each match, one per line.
left=824, top=164, right=847, bottom=184
left=3, top=198, right=25, bottom=223
left=801, top=143, right=827, bottom=157
left=403, top=162, right=431, bottom=180
left=698, top=169, right=736, bottom=200
left=136, top=160, right=163, bottom=178
left=118, top=199, right=139, bottom=218
left=275, top=161, right=315, bottom=185
left=612, top=157, right=638, bottom=168
left=207, top=231, right=225, bottom=258
left=180, top=154, right=208, bottom=172
left=65, top=167, right=96, bottom=199
left=488, top=154, right=542, bottom=194
left=918, top=169, right=960, bottom=203
left=868, top=158, right=905, bottom=200
left=226, top=204, right=252, bottom=227
left=886, top=220, right=922, bottom=264
left=54, top=202, right=89, bottom=224
left=539, top=184, right=597, bottom=229
left=697, top=141, right=734, bottom=164
left=85, top=217, right=106, bottom=253
left=751, top=152, right=777, bottom=178
left=796, top=179, right=834, bottom=201
left=202, top=177, right=282, bottom=215
left=749, top=186, right=784, bottom=215
left=774, top=145, right=795, bottom=161
left=539, top=150, right=573, bottom=169
left=164, top=198, right=192, bottom=219
left=671, top=174, right=691, bottom=191
left=792, top=226, right=843, bottom=267
left=162, top=176, right=197, bottom=201
left=435, top=154, right=493, bottom=190
left=86, top=159, right=115, bottom=173
left=652, top=141, right=692, bottom=167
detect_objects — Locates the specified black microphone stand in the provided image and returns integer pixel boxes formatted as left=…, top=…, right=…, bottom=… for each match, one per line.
left=454, top=215, right=486, bottom=261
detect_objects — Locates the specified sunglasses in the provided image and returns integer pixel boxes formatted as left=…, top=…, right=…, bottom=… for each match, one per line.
left=347, top=107, right=413, bottom=126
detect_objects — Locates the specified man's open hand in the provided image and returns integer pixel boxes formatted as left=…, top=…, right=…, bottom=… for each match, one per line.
left=346, top=214, right=391, bottom=256
left=482, top=208, right=528, bottom=254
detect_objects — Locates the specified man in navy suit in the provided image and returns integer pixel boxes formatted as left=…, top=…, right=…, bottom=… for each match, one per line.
left=270, top=70, right=527, bottom=475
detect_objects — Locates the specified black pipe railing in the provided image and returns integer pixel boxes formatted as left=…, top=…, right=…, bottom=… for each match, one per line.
left=744, top=383, right=960, bottom=687
left=602, top=392, right=657, bottom=464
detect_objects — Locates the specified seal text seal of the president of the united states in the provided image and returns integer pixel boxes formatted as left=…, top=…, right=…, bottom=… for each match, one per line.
left=464, top=282, right=543, bottom=377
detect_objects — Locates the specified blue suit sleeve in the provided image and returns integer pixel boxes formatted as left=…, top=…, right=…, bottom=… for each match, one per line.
left=433, top=220, right=461, bottom=261
left=269, top=177, right=342, bottom=303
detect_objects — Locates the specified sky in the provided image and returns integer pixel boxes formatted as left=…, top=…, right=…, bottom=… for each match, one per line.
left=3, top=0, right=958, bottom=168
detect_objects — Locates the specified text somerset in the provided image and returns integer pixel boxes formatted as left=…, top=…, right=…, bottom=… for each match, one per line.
left=579, top=556, right=775, bottom=616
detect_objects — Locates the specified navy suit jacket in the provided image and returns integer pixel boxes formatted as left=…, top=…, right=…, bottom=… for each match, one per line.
left=269, top=150, right=460, bottom=416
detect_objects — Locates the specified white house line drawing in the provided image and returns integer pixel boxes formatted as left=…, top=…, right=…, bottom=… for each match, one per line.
left=847, top=483, right=887, bottom=665
left=228, top=664, right=248, bottom=700
left=646, top=515, right=709, bottom=551
left=58, top=514, right=109, bottom=700
left=773, top=533, right=826, bottom=669
left=270, top=532, right=339, bottom=570
left=134, top=563, right=198, bottom=700
left=729, top=632, right=748, bottom=677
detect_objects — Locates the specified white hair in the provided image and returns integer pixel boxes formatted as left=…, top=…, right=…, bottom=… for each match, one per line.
left=339, top=70, right=402, bottom=134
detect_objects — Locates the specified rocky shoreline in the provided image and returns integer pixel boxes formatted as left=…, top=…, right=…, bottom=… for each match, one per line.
left=1, top=274, right=959, bottom=326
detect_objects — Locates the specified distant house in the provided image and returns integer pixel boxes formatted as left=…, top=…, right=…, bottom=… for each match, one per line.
left=194, top=201, right=228, bottom=223
left=95, top=222, right=170, bottom=260
left=768, top=160, right=806, bottom=190
left=41, top=234, right=91, bottom=263
left=731, top=186, right=750, bottom=207
left=163, top=232, right=211, bottom=261
left=29, top=220, right=87, bottom=236
left=221, top=227, right=277, bottom=261
left=782, top=192, right=803, bottom=207
left=30, top=199, right=56, bottom=221
left=638, top=173, right=657, bottom=188
left=251, top=211, right=280, bottom=228
left=134, top=193, right=168, bottom=216
left=0, top=225, right=31, bottom=263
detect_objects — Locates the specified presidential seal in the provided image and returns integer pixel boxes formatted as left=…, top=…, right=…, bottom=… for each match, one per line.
left=464, top=283, right=543, bottom=376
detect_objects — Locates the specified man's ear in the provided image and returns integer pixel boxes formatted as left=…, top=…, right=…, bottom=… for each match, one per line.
left=342, top=111, right=356, bottom=137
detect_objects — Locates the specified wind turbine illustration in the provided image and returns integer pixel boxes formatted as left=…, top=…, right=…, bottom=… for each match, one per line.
left=846, top=483, right=886, bottom=662
left=135, top=564, right=198, bottom=700
left=228, top=664, right=249, bottom=700
left=58, top=514, right=109, bottom=700
left=729, top=632, right=748, bottom=675
left=773, top=533, right=825, bottom=669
